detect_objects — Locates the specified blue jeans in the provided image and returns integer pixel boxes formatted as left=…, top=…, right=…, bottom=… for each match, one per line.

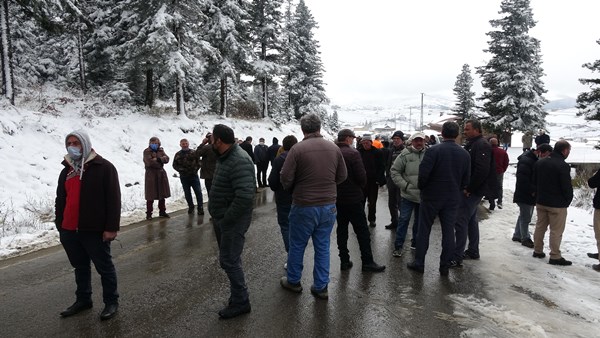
left=59, top=230, right=119, bottom=305
left=180, top=175, right=203, bottom=208
left=454, top=194, right=483, bottom=260
left=213, top=212, right=252, bottom=305
left=287, top=204, right=337, bottom=291
left=513, top=203, right=534, bottom=240
left=395, top=198, right=420, bottom=250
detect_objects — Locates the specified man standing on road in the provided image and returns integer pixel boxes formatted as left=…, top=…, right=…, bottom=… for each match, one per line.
left=254, top=137, right=269, bottom=187
left=359, top=134, right=386, bottom=227
left=335, top=129, right=386, bottom=273
left=196, top=132, right=217, bottom=197
left=279, top=114, right=347, bottom=300
left=453, top=119, right=496, bottom=264
left=208, top=124, right=256, bottom=319
left=532, top=140, right=573, bottom=266
left=512, top=144, right=552, bottom=248
left=487, top=138, right=509, bottom=211
left=173, top=138, right=204, bottom=215
left=268, top=135, right=298, bottom=267
left=385, top=131, right=405, bottom=230
left=391, top=132, right=427, bottom=256
left=406, top=122, right=470, bottom=276
left=268, top=137, right=281, bottom=166
left=55, top=130, right=121, bottom=320
left=240, top=136, right=255, bottom=163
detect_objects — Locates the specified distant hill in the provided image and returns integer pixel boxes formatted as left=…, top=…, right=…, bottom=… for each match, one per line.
left=544, top=98, right=577, bottom=110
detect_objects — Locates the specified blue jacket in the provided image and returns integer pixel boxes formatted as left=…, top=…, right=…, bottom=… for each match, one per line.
left=418, top=140, right=470, bottom=201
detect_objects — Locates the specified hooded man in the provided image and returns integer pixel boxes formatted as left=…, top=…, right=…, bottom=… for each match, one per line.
left=55, top=130, right=121, bottom=320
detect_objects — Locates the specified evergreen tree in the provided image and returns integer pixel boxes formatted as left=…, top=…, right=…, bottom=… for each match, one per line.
left=249, top=0, right=284, bottom=118
left=452, top=64, right=476, bottom=125
left=576, top=38, right=600, bottom=120
left=476, top=0, right=547, bottom=134
left=203, top=0, right=252, bottom=117
left=283, top=0, right=327, bottom=119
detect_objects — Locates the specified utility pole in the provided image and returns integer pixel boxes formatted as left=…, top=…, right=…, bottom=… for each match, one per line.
left=420, top=93, right=424, bottom=131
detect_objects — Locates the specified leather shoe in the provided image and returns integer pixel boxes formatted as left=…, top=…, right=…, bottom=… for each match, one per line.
left=100, top=303, right=119, bottom=321
left=60, top=301, right=93, bottom=317
left=593, top=264, right=600, bottom=272
left=548, top=257, right=572, bottom=266
left=406, top=262, right=424, bottom=273
left=588, top=252, right=599, bottom=259
left=340, top=260, right=353, bottom=270
left=218, top=302, right=251, bottom=319
left=532, top=252, right=546, bottom=258
left=384, top=223, right=395, bottom=230
left=362, top=261, right=386, bottom=272
left=439, top=266, right=449, bottom=276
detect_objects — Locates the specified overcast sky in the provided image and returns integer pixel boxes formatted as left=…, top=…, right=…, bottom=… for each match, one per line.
left=303, top=0, right=600, bottom=106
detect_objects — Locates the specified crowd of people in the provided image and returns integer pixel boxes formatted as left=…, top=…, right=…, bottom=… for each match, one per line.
left=53, top=116, right=600, bottom=321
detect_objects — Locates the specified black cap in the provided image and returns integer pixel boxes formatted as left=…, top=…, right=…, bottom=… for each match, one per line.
left=338, top=129, right=356, bottom=138
left=392, top=131, right=405, bottom=140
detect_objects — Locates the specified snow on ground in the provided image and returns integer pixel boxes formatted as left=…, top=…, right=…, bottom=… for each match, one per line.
left=2, top=97, right=600, bottom=336
left=451, top=163, right=600, bottom=337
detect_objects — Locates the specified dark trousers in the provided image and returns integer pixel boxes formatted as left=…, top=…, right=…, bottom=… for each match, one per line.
left=454, top=194, right=483, bottom=260
left=275, top=192, right=292, bottom=252
left=363, top=182, right=379, bottom=223
left=212, top=212, right=252, bottom=305
left=414, top=198, right=459, bottom=268
left=180, top=175, right=203, bottom=209
left=256, top=163, right=268, bottom=187
left=204, top=179, right=213, bottom=197
left=386, top=176, right=401, bottom=224
left=336, top=203, right=374, bottom=264
left=146, top=199, right=166, bottom=214
left=59, top=230, right=119, bottom=305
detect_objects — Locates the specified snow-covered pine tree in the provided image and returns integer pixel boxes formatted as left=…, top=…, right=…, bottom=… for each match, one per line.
left=282, top=0, right=327, bottom=119
left=203, top=0, right=252, bottom=117
left=476, top=0, right=547, bottom=134
left=116, top=0, right=211, bottom=115
left=452, top=64, right=476, bottom=125
left=249, top=0, right=284, bottom=119
left=576, top=38, right=600, bottom=120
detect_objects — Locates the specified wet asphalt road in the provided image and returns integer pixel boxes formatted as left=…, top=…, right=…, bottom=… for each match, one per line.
left=0, top=188, right=489, bottom=337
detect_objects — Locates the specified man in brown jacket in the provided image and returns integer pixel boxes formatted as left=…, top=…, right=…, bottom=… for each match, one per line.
left=279, top=114, right=347, bottom=300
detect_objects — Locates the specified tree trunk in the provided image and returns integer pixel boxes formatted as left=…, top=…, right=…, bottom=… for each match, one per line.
left=145, top=66, right=154, bottom=107
left=0, top=0, right=14, bottom=105
left=175, top=75, right=185, bottom=116
left=77, top=24, right=86, bottom=94
left=220, top=77, right=227, bottom=117
left=261, top=41, right=267, bottom=118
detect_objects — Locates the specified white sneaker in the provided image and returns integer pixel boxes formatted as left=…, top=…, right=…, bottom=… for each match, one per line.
left=283, top=262, right=287, bottom=270
left=392, top=250, right=402, bottom=257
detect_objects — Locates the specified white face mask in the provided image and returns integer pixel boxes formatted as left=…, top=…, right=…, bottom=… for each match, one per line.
left=67, top=146, right=82, bottom=160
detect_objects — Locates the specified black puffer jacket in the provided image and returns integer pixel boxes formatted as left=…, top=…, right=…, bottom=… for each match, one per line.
left=513, top=150, right=538, bottom=205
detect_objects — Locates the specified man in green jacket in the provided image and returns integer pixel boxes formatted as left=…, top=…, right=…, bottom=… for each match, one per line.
left=208, top=124, right=256, bottom=319
left=390, top=132, right=426, bottom=256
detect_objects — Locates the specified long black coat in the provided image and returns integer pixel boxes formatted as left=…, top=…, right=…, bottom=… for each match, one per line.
left=464, top=135, right=497, bottom=198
